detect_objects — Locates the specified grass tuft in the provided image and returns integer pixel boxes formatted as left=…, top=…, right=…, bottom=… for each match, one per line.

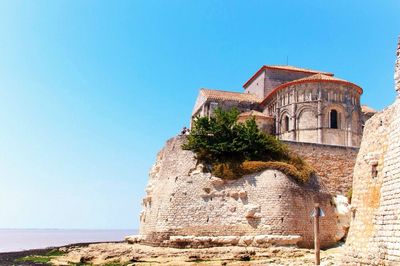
left=15, top=248, right=66, bottom=265
left=15, top=255, right=52, bottom=263
left=211, top=157, right=314, bottom=183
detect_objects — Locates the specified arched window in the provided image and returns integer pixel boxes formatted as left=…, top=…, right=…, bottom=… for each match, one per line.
left=330, top=109, right=338, bottom=129
left=284, top=115, right=290, bottom=132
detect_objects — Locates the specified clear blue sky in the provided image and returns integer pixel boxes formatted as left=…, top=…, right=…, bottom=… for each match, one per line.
left=0, top=1, right=398, bottom=229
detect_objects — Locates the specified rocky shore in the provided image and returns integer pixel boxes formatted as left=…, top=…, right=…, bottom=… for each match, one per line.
left=0, top=247, right=55, bottom=266
left=1, top=242, right=344, bottom=266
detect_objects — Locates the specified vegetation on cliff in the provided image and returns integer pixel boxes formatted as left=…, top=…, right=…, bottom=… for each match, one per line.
left=183, top=108, right=314, bottom=183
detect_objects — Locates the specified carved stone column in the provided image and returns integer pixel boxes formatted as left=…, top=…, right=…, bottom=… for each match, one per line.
left=291, top=102, right=297, bottom=141
left=317, top=89, right=323, bottom=144
left=275, top=108, right=280, bottom=136
left=347, top=113, right=352, bottom=147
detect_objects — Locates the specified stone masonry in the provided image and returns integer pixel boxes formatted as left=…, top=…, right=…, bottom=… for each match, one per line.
left=192, top=65, right=370, bottom=148
left=139, top=136, right=340, bottom=249
left=284, top=141, right=358, bottom=195
left=395, top=37, right=400, bottom=93
left=343, top=37, right=400, bottom=265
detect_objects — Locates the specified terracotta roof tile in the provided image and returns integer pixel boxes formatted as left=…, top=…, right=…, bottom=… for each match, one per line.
left=200, top=89, right=261, bottom=103
left=361, top=105, right=377, bottom=114
left=266, top=65, right=333, bottom=76
left=292, top=73, right=347, bottom=83
left=261, top=73, right=363, bottom=105
left=290, top=74, right=363, bottom=93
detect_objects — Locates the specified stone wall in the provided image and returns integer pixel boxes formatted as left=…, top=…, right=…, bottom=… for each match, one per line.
left=395, top=37, right=400, bottom=93
left=343, top=38, right=400, bottom=264
left=283, top=141, right=358, bottom=195
left=139, top=136, right=340, bottom=249
left=244, top=68, right=319, bottom=99
left=263, top=69, right=317, bottom=97
left=342, top=101, right=399, bottom=265
left=244, top=70, right=266, bottom=99
left=192, top=99, right=260, bottom=119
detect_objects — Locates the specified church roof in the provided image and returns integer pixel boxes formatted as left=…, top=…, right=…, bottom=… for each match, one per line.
left=243, top=65, right=333, bottom=88
left=361, top=105, right=377, bottom=114
left=289, top=73, right=362, bottom=93
left=261, top=73, right=363, bottom=105
left=200, top=89, right=261, bottom=103
left=267, top=65, right=333, bottom=75
left=292, top=73, right=348, bottom=82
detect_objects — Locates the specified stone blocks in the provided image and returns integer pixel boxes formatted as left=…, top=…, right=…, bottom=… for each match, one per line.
left=138, top=136, right=340, bottom=249
left=343, top=96, right=400, bottom=265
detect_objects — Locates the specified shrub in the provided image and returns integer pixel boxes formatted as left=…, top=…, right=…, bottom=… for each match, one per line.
left=212, top=161, right=243, bottom=180
left=347, top=188, right=353, bottom=203
left=183, top=108, right=313, bottom=183
left=247, top=161, right=313, bottom=183
left=183, top=108, right=289, bottom=163
left=212, top=161, right=314, bottom=183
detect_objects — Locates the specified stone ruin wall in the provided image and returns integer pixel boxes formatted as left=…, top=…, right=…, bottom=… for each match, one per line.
left=343, top=38, right=400, bottom=265
left=343, top=101, right=400, bottom=265
left=139, top=136, right=339, bottom=249
left=283, top=141, right=358, bottom=195
left=396, top=38, right=400, bottom=93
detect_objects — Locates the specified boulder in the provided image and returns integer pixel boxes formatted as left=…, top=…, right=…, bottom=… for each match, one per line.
left=333, top=195, right=351, bottom=241
left=125, top=235, right=145, bottom=244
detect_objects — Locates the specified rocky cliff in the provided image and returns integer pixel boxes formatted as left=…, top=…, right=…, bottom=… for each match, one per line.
left=137, top=136, right=341, bottom=249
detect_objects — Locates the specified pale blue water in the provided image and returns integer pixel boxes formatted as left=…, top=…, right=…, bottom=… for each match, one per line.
left=0, top=229, right=138, bottom=252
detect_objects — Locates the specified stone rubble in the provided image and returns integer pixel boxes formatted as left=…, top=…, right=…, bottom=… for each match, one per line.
left=126, top=234, right=302, bottom=248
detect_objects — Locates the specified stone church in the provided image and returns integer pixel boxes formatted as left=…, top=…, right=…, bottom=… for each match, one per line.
left=192, top=65, right=375, bottom=147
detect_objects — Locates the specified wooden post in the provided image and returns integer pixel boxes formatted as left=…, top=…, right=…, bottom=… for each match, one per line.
left=314, top=203, right=320, bottom=265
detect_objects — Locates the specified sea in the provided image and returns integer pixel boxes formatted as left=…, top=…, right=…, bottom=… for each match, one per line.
left=0, top=229, right=138, bottom=253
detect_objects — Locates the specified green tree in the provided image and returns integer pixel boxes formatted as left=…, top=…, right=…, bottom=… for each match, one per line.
left=183, top=107, right=289, bottom=164
left=183, top=108, right=313, bottom=182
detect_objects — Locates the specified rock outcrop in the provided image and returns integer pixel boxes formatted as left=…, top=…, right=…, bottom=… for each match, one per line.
left=343, top=37, right=400, bottom=265
left=138, top=136, right=341, bottom=249
left=333, top=195, right=351, bottom=242
left=50, top=242, right=343, bottom=266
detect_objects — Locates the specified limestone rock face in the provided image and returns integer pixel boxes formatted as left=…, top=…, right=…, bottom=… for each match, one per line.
left=139, top=136, right=340, bottom=248
left=50, top=242, right=342, bottom=266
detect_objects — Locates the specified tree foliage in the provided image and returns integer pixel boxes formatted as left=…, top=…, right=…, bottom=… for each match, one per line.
left=183, top=108, right=289, bottom=163
left=182, top=108, right=313, bottom=182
